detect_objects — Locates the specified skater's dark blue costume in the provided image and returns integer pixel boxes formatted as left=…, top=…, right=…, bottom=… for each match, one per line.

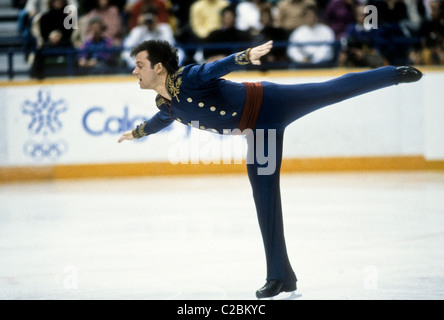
left=132, top=49, right=406, bottom=297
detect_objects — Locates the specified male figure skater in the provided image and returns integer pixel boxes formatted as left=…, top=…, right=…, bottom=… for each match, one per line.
left=118, top=40, right=422, bottom=298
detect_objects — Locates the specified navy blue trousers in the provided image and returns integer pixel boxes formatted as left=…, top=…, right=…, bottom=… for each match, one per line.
left=247, top=66, right=400, bottom=288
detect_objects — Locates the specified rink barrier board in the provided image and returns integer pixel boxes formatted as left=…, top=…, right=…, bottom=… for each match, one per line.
left=2, top=66, right=443, bottom=182
left=1, top=156, right=443, bottom=183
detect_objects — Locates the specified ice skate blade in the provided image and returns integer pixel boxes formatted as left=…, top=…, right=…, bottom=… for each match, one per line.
left=257, top=290, right=301, bottom=300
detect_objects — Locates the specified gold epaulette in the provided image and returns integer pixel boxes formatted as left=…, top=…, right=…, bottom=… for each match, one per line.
left=156, top=94, right=171, bottom=107
left=166, top=67, right=184, bottom=103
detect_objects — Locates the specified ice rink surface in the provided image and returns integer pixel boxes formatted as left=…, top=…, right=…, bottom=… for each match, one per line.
left=1, top=171, right=443, bottom=300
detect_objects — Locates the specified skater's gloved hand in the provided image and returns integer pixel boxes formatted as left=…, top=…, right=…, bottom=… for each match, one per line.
left=249, top=40, right=273, bottom=65
left=118, top=130, right=135, bottom=143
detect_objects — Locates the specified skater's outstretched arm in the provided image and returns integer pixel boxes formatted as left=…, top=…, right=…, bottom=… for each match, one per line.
left=118, top=109, right=173, bottom=143
left=187, top=41, right=274, bottom=83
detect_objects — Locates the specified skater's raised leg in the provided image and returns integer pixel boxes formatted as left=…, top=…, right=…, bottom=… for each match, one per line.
left=256, top=66, right=423, bottom=129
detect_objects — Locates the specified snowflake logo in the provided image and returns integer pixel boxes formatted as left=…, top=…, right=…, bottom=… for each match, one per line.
left=22, top=88, right=68, bottom=136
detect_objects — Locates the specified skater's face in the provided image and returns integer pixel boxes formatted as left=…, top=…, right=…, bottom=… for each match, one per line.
left=133, top=50, right=161, bottom=90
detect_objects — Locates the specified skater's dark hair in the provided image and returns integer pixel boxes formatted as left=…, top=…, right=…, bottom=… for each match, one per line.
left=131, top=40, right=179, bottom=74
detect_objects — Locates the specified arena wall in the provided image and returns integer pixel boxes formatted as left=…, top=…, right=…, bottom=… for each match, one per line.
left=1, top=67, right=443, bottom=182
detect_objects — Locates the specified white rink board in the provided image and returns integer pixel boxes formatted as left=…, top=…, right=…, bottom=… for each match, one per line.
left=0, top=71, right=442, bottom=168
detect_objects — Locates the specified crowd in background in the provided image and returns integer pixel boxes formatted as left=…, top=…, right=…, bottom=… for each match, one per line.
left=12, top=0, right=444, bottom=78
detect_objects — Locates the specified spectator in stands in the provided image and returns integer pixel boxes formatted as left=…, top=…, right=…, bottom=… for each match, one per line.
left=255, top=6, right=290, bottom=65
left=122, top=9, right=175, bottom=67
left=339, top=4, right=386, bottom=67
left=24, top=0, right=78, bottom=19
left=77, top=16, right=115, bottom=72
left=368, top=0, right=417, bottom=65
left=170, top=0, right=200, bottom=65
left=19, top=0, right=78, bottom=61
left=80, top=0, right=126, bottom=14
left=287, top=5, right=336, bottom=66
left=170, top=0, right=195, bottom=31
left=415, top=0, right=444, bottom=64
left=323, top=0, right=356, bottom=39
left=275, top=0, right=317, bottom=36
left=125, top=0, right=170, bottom=30
left=369, top=0, right=424, bottom=37
left=82, top=0, right=124, bottom=46
left=370, top=0, right=409, bottom=26
left=235, top=0, right=267, bottom=37
left=404, top=0, right=427, bottom=33
left=30, top=0, right=74, bottom=78
left=31, top=0, right=74, bottom=48
left=189, top=0, right=230, bottom=40
left=203, top=5, right=252, bottom=61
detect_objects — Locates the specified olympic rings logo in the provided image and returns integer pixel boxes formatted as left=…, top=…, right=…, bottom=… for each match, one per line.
left=23, top=140, right=68, bottom=161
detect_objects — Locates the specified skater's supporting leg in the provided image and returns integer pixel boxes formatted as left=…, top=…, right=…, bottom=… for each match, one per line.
left=246, top=129, right=297, bottom=297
